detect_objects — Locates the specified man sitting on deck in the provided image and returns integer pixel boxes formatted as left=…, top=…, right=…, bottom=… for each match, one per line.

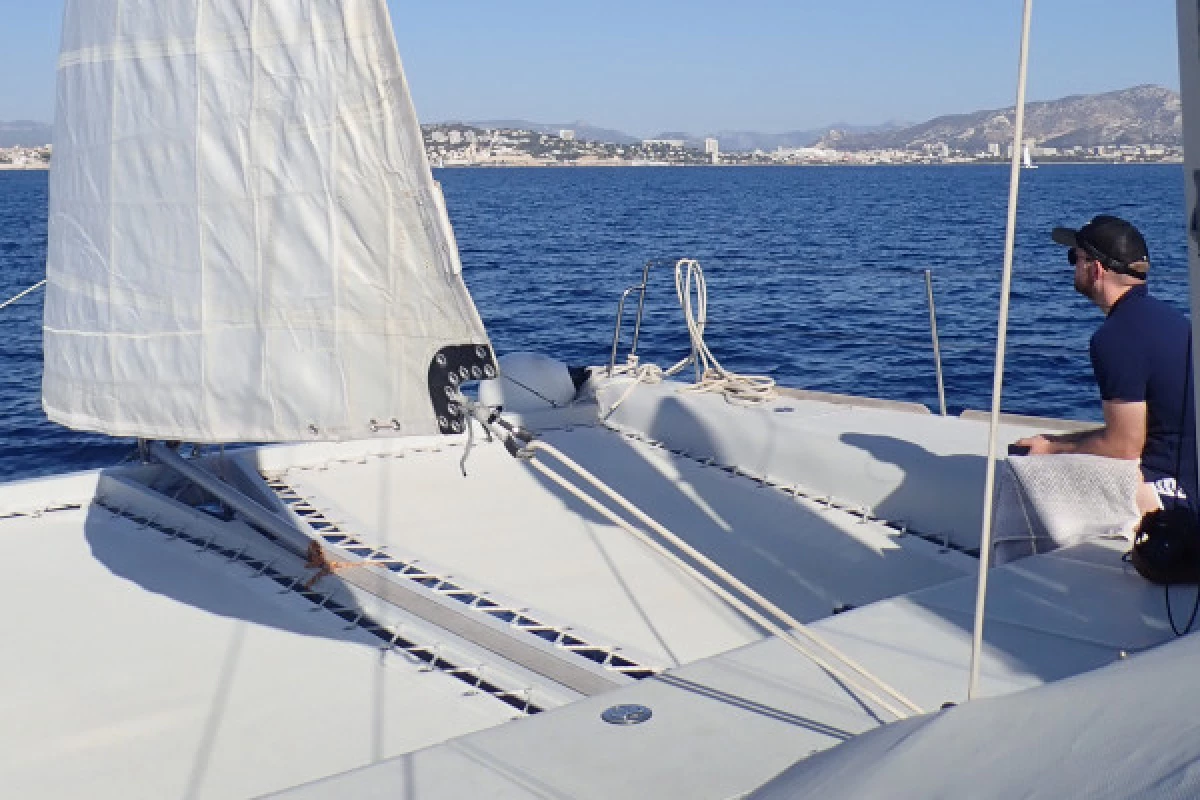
left=1013, top=215, right=1196, bottom=514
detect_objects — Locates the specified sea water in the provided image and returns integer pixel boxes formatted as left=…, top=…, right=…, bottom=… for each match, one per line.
left=0, top=164, right=1187, bottom=479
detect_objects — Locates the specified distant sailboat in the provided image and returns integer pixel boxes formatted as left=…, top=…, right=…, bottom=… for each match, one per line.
left=1022, top=143, right=1038, bottom=169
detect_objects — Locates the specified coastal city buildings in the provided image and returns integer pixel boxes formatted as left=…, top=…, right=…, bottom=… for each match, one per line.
left=0, top=133, right=1183, bottom=171
left=704, top=137, right=719, bottom=164
left=418, top=125, right=1184, bottom=167
left=0, top=145, right=50, bottom=169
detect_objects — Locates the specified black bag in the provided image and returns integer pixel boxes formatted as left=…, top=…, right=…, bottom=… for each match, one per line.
left=1131, top=506, right=1200, bottom=585
left=1130, top=335, right=1200, bottom=589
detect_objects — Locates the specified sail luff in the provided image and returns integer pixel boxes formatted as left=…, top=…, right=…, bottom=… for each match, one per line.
left=44, top=0, right=494, bottom=443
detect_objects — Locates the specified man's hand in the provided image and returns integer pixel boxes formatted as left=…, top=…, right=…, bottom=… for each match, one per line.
left=1010, top=402, right=1145, bottom=461
left=1012, top=435, right=1056, bottom=455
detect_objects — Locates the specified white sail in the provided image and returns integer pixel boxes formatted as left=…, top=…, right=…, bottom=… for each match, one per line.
left=44, top=0, right=494, bottom=443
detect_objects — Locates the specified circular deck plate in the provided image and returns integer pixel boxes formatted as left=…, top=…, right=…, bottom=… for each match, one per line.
left=602, top=704, right=653, bottom=725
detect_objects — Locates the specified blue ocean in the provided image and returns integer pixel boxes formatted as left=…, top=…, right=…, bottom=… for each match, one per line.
left=0, top=164, right=1189, bottom=481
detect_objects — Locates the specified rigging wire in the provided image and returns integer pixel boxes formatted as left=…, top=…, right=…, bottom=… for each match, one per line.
left=0, top=279, right=46, bottom=312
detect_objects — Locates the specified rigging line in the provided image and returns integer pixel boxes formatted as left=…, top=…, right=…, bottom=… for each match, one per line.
left=461, top=400, right=919, bottom=718
left=0, top=279, right=46, bottom=312
left=969, top=0, right=1034, bottom=701
left=501, top=373, right=562, bottom=408
left=522, top=438, right=923, bottom=720
left=524, top=456, right=907, bottom=722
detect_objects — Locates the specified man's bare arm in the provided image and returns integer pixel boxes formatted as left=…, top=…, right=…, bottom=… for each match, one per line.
left=1014, top=400, right=1146, bottom=459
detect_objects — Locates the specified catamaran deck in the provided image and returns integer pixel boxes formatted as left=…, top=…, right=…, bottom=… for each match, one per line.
left=0, top=378, right=1177, bottom=798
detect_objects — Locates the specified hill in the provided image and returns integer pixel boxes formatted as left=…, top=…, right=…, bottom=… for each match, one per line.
left=816, top=85, right=1180, bottom=152
left=0, top=121, right=52, bottom=148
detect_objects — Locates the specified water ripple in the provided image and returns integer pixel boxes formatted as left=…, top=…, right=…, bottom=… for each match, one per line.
left=0, top=164, right=1189, bottom=478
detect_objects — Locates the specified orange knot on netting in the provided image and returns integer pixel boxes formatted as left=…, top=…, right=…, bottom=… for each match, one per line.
left=304, top=540, right=369, bottom=589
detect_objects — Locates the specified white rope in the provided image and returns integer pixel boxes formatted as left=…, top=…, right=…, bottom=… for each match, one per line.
left=672, top=259, right=776, bottom=403
left=524, top=438, right=924, bottom=721
left=969, top=0, right=1034, bottom=700
left=604, top=259, right=777, bottom=417
left=0, top=279, right=46, bottom=312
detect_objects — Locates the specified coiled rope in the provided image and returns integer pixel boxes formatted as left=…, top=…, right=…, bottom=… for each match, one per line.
left=606, top=259, right=777, bottom=416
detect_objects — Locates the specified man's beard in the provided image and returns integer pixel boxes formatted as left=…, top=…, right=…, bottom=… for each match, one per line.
left=1074, top=271, right=1093, bottom=299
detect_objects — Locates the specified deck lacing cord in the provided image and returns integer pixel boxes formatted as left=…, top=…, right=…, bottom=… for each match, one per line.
left=606, top=259, right=776, bottom=417
left=463, top=397, right=924, bottom=722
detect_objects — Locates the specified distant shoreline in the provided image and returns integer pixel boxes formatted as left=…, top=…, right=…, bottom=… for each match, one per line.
left=0, top=161, right=1179, bottom=175
left=431, top=160, right=1183, bottom=169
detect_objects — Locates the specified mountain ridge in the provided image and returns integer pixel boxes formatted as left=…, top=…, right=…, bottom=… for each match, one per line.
left=4, top=85, right=1182, bottom=153
left=816, top=85, right=1181, bottom=152
left=0, top=120, right=53, bottom=148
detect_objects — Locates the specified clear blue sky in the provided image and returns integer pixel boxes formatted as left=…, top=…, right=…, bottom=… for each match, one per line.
left=0, top=1, right=1182, bottom=136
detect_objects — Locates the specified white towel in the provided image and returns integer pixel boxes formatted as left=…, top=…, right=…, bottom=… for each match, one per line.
left=991, top=454, right=1141, bottom=565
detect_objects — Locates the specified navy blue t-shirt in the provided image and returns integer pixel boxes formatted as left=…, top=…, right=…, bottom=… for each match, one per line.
left=1089, top=284, right=1196, bottom=505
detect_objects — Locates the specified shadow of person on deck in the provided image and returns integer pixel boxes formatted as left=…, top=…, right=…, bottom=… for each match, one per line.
left=518, top=394, right=965, bottom=663
left=838, top=431, right=987, bottom=551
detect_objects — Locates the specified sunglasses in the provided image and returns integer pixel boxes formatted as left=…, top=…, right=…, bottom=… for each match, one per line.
left=1067, top=247, right=1092, bottom=266
left=1067, top=243, right=1148, bottom=278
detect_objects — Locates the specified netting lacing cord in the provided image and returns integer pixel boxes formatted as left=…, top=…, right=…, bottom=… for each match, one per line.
left=605, top=259, right=776, bottom=417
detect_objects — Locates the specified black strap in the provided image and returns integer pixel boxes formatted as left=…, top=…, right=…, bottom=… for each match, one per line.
left=1171, top=334, right=1191, bottom=492
left=1166, top=334, right=1198, bottom=636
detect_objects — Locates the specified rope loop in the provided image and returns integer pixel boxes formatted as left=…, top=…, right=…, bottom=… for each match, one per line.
left=605, top=258, right=777, bottom=417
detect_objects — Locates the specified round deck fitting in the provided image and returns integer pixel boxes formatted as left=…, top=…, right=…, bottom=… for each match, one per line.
left=602, top=704, right=653, bottom=725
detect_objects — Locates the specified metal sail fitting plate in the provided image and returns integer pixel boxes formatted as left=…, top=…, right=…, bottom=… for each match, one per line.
left=428, top=345, right=499, bottom=434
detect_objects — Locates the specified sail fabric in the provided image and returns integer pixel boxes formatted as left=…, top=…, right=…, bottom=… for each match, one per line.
left=749, top=632, right=1200, bottom=800
left=44, top=0, right=492, bottom=442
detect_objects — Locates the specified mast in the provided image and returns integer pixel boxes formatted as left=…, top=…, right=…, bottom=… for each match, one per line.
left=1178, top=2, right=1200, bottom=484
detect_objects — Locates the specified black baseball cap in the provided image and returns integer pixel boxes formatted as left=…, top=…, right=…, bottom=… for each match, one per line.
left=1051, top=215, right=1149, bottom=279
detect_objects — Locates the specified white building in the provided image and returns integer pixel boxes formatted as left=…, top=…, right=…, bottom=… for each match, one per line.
left=448, top=130, right=463, bottom=145
left=643, top=139, right=686, bottom=148
left=559, top=129, right=575, bottom=141
left=704, top=137, right=719, bottom=164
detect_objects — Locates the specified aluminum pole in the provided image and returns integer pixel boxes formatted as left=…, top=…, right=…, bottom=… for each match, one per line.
left=924, top=269, right=947, bottom=416
left=148, top=441, right=313, bottom=558
left=1175, top=1, right=1200, bottom=542
left=968, top=0, right=1034, bottom=700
